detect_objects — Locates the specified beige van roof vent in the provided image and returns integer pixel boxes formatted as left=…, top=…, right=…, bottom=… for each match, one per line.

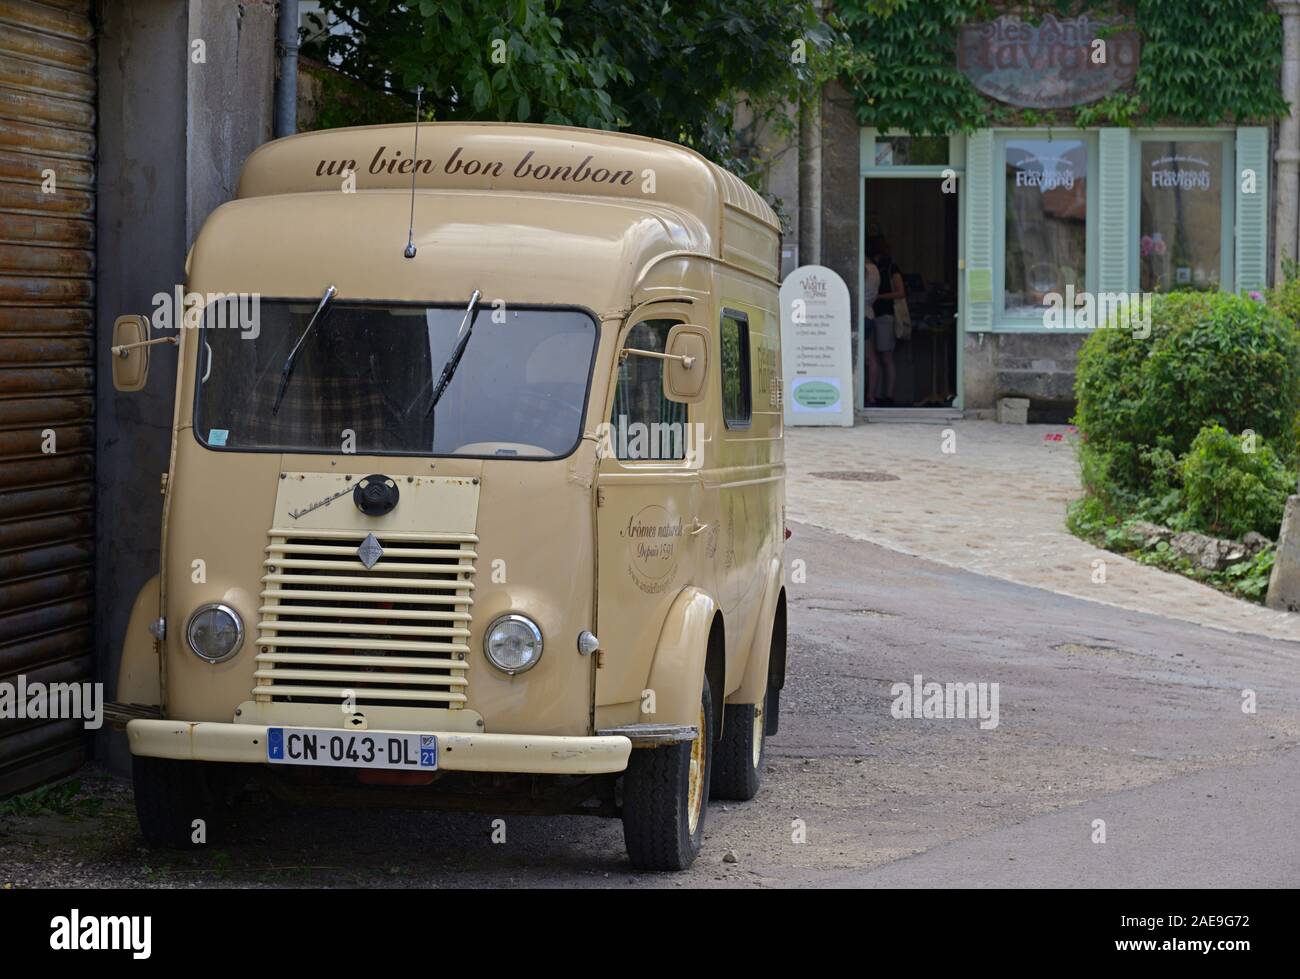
left=714, top=166, right=779, bottom=229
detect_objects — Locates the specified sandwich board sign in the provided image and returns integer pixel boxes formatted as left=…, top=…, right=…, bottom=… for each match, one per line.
left=779, top=265, right=853, bottom=427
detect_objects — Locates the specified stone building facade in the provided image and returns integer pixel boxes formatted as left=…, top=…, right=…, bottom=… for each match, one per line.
left=758, top=5, right=1298, bottom=421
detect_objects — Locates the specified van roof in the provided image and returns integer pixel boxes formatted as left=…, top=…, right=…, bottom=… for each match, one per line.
left=187, top=189, right=715, bottom=315
left=236, top=121, right=780, bottom=239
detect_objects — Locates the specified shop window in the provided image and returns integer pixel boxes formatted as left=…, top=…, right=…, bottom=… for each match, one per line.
left=1003, top=139, right=1089, bottom=314
left=720, top=310, right=751, bottom=429
left=610, top=319, right=687, bottom=461
left=1139, top=140, right=1223, bottom=292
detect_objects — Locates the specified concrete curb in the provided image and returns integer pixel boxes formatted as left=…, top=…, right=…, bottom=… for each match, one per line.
left=1267, top=495, right=1300, bottom=613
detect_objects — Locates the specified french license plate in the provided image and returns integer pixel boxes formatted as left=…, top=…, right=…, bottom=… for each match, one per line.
left=266, top=727, right=438, bottom=770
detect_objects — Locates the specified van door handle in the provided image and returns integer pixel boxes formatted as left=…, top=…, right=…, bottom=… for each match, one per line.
left=687, top=519, right=710, bottom=536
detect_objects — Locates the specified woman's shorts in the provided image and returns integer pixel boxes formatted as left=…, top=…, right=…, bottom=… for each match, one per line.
left=873, top=314, right=897, bottom=352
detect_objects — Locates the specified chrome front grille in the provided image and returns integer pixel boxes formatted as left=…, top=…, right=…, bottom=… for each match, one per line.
left=254, top=529, right=476, bottom=709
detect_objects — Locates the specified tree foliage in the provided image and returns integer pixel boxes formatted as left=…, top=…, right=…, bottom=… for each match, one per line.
left=305, top=0, right=850, bottom=182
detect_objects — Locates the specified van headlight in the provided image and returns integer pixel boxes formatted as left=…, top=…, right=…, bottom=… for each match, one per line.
left=484, top=614, right=543, bottom=675
left=186, top=603, right=244, bottom=663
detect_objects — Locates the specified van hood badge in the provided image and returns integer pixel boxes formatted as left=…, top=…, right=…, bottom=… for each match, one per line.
left=287, top=486, right=351, bottom=520
left=357, top=532, right=384, bottom=569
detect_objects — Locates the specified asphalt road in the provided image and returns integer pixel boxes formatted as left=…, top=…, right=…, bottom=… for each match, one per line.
left=3, top=521, right=1299, bottom=888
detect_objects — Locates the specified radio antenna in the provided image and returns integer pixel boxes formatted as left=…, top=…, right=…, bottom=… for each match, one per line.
left=403, top=84, right=423, bottom=259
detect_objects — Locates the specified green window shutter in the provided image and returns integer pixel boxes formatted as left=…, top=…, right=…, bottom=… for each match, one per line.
left=1097, top=128, right=1131, bottom=296
left=1235, top=126, right=1270, bottom=292
left=964, top=129, right=994, bottom=331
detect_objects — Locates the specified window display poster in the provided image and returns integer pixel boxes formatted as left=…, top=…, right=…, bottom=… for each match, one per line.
left=779, top=265, right=854, bottom=427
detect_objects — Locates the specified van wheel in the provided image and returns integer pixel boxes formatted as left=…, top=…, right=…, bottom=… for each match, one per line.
left=621, top=675, right=714, bottom=871
left=132, top=756, right=221, bottom=849
left=710, top=695, right=765, bottom=801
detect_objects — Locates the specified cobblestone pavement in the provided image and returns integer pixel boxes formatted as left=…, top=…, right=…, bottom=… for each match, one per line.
left=783, top=420, right=1300, bottom=644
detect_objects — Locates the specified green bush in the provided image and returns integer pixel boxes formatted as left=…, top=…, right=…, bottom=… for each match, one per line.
left=1268, top=275, right=1300, bottom=328
left=1136, top=444, right=1186, bottom=529
left=1074, top=292, right=1300, bottom=501
left=1180, top=425, right=1294, bottom=539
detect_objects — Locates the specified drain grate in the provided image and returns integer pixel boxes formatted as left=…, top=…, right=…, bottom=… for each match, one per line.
left=809, top=470, right=900, bottom=483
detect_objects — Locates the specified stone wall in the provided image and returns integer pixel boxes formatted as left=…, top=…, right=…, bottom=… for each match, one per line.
left=95, top=0, right=278, bottom=772
left=818, top=81, right=862, bottom=406
left=185, top=0, right=277, bottom=242
left=964, top=332, right=1086, bottom=422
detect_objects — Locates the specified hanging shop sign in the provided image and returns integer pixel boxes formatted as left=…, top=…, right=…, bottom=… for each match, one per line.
left=956, top=14, right=1140, bottom=109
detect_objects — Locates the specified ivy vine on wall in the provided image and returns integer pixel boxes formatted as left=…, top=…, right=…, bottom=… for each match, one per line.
left=836, top=0, right=1290, bottom=133
left=1133, top=0, right=1290, bottom=124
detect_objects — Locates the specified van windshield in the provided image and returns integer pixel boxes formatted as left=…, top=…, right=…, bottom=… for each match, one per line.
left=194, top=300, right=597, bottom=457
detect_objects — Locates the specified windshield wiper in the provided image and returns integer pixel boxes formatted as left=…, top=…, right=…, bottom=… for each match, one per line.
left=425, top=289, right=482, bottom=418
left=272, top=284, right=337, bottom=415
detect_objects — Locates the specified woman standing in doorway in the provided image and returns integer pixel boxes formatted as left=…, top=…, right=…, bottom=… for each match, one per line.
left=863, top=250, right=880, bottom=408
left=868, top=237, right=905, bottom=406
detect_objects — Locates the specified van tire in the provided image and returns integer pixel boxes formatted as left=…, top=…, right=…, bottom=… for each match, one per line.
left=710, top=697, right=765, bottom=801
left=621, top=676, right=713, bottom=871
left=132, top=756, right=220, bottom=849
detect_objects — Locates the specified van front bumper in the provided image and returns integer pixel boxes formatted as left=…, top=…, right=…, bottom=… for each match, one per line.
left=126, top=719, right=632, bottom=776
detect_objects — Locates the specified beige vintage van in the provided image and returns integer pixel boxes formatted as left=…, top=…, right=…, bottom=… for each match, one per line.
left=109, top=122, right=786, bottom=871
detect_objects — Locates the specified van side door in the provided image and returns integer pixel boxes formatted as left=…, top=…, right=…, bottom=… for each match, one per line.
left=711, top=301, right=782, bottom=689
left=594, top=311, right=709, bottom=713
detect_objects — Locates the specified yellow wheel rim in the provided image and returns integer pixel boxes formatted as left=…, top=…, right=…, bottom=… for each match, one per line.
left=687, top=703, right=706, bottom=835
left=752, top=698, right=765, bottom=769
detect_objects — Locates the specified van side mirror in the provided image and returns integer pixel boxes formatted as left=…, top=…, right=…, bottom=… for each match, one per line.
left=111, top=316, right=151, bottom=391
left=662, top=323, right=709, bottom=404
left=111, top=315, right=177, bottom=392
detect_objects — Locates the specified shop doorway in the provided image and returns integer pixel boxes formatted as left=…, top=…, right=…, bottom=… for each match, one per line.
left=863, top=177, right=959, bottom=409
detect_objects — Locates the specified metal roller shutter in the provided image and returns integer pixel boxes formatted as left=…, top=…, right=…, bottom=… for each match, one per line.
left=0, top=0, right=96, bottom=796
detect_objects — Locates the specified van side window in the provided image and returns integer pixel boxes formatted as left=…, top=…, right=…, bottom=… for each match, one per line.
left=720, top=310, right=751, bottom=429
left=610, top=319, right=688, bottom=461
